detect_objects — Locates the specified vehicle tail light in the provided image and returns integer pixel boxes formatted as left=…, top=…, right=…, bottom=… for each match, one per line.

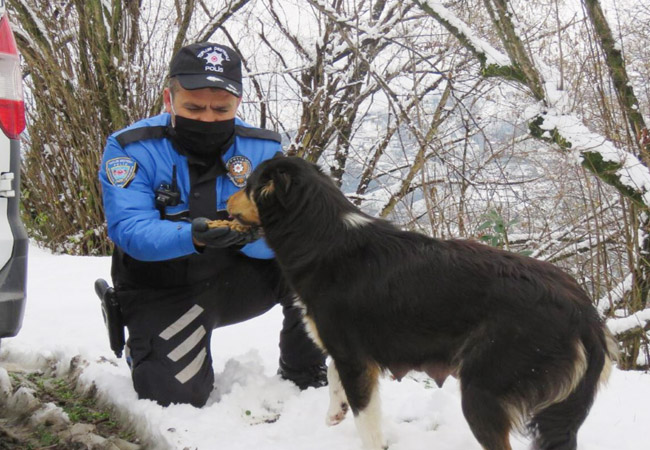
left=0, top=12, right=25, bottom=140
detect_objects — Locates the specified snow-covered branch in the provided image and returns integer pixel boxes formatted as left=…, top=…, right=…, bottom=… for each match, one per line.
left=413, top=0, right=510, bottom=67
left=607, top=308, right=650, bottom=337
left=530, top=110, right=650, bottom=209
left=598, top=274, right=634, bottom=315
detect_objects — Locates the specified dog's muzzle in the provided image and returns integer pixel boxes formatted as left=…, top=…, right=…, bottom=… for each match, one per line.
left=227, top=189, right=262, bottom=227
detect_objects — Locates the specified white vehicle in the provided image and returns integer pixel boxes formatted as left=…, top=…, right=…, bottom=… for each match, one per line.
left=0, top=0, right=27, bottom=349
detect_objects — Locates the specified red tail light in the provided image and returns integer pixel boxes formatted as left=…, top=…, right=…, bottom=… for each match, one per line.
left=0, top=12, right=25, bottom=140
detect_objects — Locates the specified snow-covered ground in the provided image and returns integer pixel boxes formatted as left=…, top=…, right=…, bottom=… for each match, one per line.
left=1, top=244, right=648, bottom=449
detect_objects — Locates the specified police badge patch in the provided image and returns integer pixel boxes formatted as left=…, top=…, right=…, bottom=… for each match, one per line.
left=106, top=157, right=138, bottom=188
left=226, top=156, right=252, bottom=188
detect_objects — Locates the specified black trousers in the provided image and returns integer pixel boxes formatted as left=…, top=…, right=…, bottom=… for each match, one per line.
left=114, top=256, right=325, bottom=407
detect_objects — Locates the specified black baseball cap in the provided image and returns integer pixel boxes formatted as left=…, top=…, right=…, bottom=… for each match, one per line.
left=168, top=42, right=243, bottom=97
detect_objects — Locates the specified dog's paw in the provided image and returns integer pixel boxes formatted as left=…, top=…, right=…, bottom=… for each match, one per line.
left=361, top=440, right=389, bottom=450
left=361, top=436, right=388, bottom=450
left=326, top=401, right=349, bottom=426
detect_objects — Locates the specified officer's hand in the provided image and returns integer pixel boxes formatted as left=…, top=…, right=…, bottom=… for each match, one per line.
left=191, top=217, right=257, bottom=248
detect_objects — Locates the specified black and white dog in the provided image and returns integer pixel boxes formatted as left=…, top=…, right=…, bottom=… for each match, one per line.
left=227, top=156, right=617, bottom=450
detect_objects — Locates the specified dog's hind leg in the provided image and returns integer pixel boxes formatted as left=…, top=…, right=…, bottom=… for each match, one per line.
left=326, top=361, right=350, bottom=426
left=461, top=383, right=513, bottom=450
left=335, top=359, right=386, bottom=450
left=527, top=375, right=587, bottom=450
left=529, top=330, right=614, bottom=450
left=528, top=382, right=591, bottom=450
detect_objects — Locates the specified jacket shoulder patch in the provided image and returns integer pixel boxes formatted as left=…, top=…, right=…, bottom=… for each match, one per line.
left=106, top=157, right=138, bottom=188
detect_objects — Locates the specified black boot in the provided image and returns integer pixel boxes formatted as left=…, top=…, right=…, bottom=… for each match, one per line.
left=278, top=357, right=328, bottom=389
left=278, top=302, right=327, bottom=389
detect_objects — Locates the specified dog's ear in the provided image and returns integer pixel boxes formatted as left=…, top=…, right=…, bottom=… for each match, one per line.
left=273, top=169, right=292, bottom=192
left=256, top=166, right=293, bottom=207
left=270, top=168, right=292, bottom=207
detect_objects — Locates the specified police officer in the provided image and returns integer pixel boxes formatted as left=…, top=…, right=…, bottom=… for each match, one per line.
left=99, top=42, right=326, bottom=407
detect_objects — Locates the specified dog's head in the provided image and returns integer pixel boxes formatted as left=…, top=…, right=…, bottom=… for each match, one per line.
left=226, top=156, right=326, bottom=227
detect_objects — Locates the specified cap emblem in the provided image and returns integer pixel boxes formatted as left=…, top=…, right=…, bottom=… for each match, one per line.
left=199, top=47, right=230, bottom=73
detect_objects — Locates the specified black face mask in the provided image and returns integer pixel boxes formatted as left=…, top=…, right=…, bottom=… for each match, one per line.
left=169, top=116, right=235, bottom=163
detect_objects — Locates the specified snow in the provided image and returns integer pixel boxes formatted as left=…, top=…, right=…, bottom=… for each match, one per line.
left=0, top=244, right=648, bottom=449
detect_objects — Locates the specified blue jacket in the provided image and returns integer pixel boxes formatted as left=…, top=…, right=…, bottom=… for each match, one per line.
left=100, top=113, right=279, bottom=263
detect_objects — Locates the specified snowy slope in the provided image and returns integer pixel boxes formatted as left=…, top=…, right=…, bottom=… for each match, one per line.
left=0, top=244, right=648, bottom=449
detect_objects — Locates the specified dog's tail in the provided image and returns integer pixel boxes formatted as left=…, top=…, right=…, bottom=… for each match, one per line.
left=528, top=320, right=618, bottom=450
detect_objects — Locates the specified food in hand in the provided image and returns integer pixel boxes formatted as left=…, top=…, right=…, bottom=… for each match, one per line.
left=205, top=219, right=251, bottom=233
